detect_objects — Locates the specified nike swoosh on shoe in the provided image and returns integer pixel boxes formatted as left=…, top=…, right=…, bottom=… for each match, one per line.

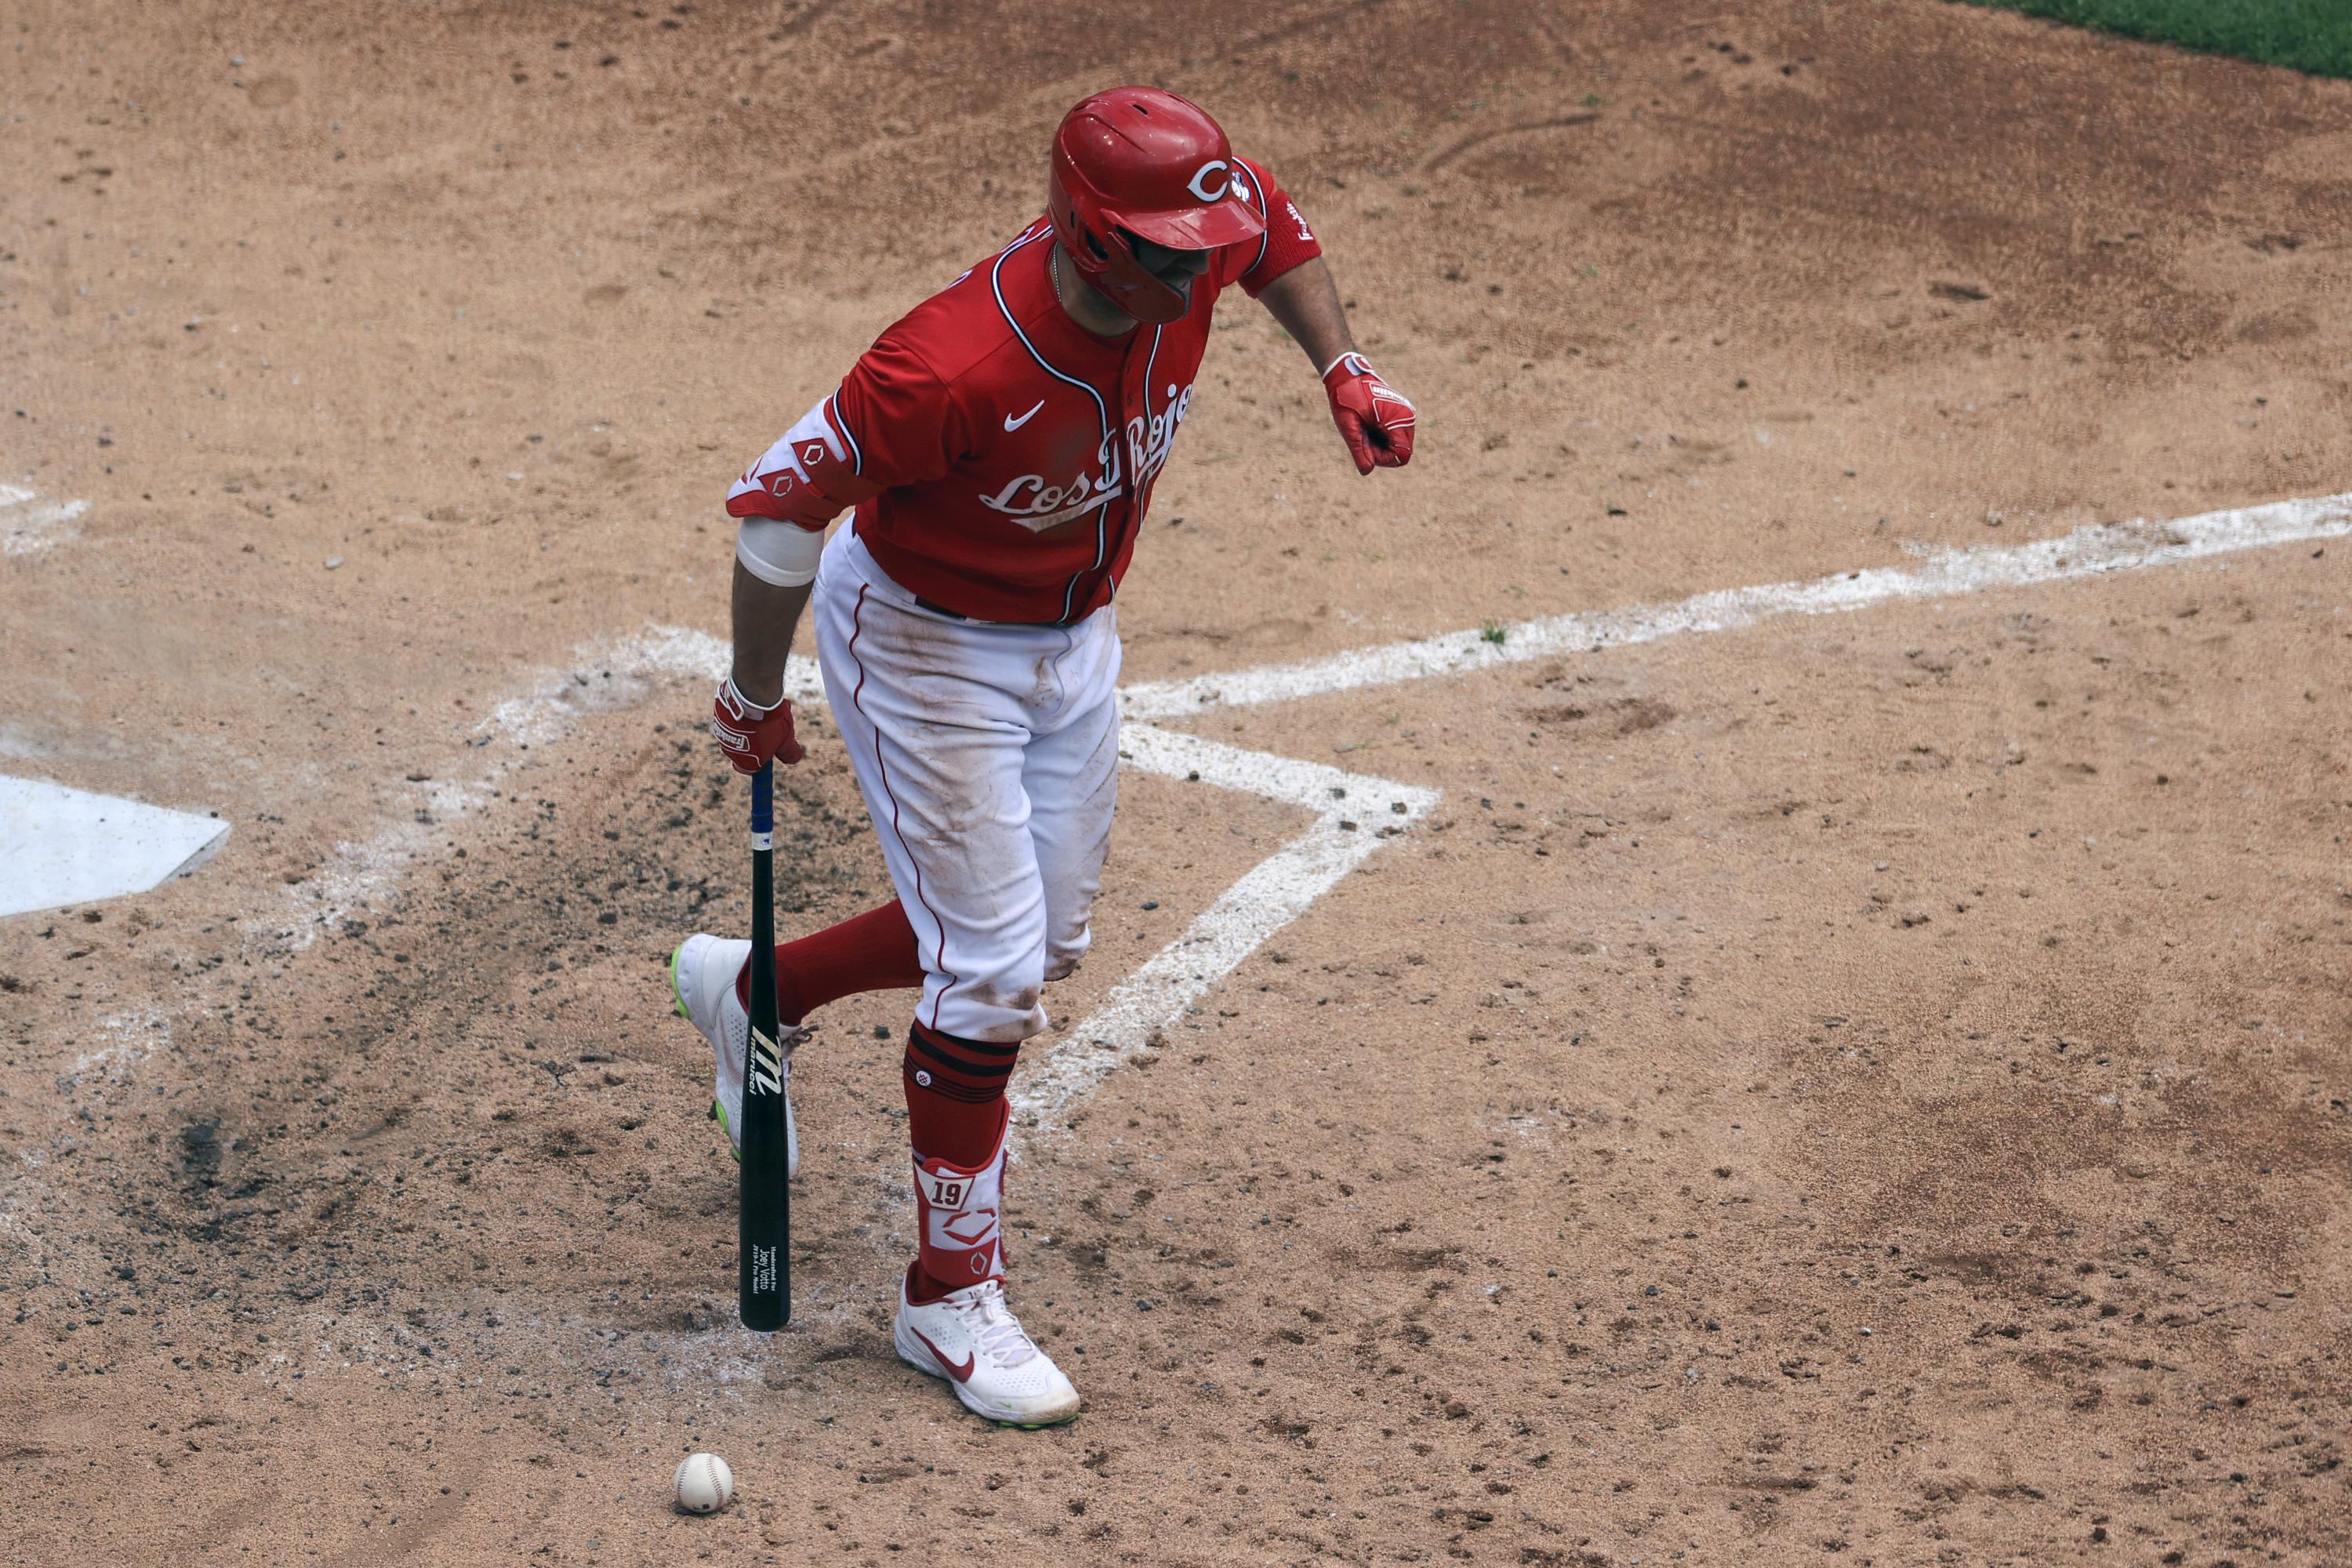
left=911, top=1328, right=976, bottom=1383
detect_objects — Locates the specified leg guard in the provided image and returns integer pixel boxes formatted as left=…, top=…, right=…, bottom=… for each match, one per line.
left=911, top=1109, right=1008, bottom=1292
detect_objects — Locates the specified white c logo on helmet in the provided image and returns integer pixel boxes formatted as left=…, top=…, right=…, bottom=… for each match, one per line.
left=1185, top=159, right=1232, bottom=202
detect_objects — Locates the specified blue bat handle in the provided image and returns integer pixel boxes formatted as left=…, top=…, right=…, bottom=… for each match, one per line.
left=750, top=760, right=775, bottom=840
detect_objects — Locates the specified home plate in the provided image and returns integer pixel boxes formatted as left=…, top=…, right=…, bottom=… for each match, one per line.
left=0, top=776, right=230, bottom=918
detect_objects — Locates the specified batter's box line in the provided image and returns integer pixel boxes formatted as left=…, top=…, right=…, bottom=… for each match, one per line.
left=764, top=659, right=1437, bottom=1133
left=285, top=490, right=2347, bottom=1134
left=482, top=641, right=1437, bottom=1133
left=1024, top=489, right=2351, bottom=1132
left=1011, top=724, right=1438, bottom=1132
left=1115, top=492, right=2352, bottom=720
left=272, top=621, right=1434, bottom=1129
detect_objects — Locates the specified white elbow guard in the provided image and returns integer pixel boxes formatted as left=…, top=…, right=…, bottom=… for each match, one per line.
left=736, top=515, right=826, bottom=587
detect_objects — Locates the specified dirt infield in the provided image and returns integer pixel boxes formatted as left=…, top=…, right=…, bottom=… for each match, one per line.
left=5, top=2, right=2350, bottom=1563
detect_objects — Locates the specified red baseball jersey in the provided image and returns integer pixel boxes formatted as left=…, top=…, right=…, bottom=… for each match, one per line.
left=727, top=156, right=1322, bottom=623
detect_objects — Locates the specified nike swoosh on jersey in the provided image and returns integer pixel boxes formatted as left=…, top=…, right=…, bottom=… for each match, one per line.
left=912, top=1327, right=977, bottom=1383
left=1003, top=399, right=1047, bottom=432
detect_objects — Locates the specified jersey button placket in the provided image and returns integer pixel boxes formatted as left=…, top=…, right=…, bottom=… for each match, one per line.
left=1101, top=337, right=1146, bottom=610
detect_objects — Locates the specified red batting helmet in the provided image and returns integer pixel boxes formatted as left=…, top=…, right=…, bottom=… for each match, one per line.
left=1047, top=87, right=1267, bottom=325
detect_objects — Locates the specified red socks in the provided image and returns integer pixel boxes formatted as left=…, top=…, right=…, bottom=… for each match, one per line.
left=735, top=898, right=925, bottom=1025
left=902, top=1022, right=1019, bottom=1163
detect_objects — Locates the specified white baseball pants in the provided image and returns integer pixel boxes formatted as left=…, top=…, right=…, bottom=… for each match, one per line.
left=811, top=527, right=1121, bottom=1043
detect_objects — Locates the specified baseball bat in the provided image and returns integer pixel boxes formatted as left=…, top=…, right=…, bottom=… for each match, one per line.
left=739, top=760, right=790, bottom=1330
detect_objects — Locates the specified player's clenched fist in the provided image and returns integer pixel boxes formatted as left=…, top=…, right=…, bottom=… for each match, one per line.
left=711, top=677, right=804, bottom=773
left=1321, top=352, right=1417, bottom=474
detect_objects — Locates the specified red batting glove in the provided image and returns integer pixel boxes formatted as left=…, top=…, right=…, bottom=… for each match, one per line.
left=1322, top=352, right=1417, bottom=475
left=710, top=676, right=804, bottom=774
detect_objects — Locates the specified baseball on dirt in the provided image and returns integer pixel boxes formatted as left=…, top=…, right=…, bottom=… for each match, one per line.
left=672, top=1452, right=734, bottom=1515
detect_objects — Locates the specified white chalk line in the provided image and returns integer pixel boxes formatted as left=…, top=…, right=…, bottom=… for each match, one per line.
left=267, top=613, right=1436, bottom=1132
left=278, top=490, right=2344, bottom=1131
left=1, top=480, right=88, bottom=557
left=1023, top=489, right=2351, bottom=1127
left=1116, top=492, right=2352, bottom=720
left=290, top=626, right=743, bottom=943
left=11, top=488, right=2336, bottom=1381
left=1013, top=727, right=1439, bottom=1129
left=288, top=627, right=1439, bottom=1120
left=292, top=624, right=839, bottom=945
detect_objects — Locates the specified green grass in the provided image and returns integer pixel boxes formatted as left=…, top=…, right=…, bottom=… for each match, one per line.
left=1959, top=0, right=2352, bottom=77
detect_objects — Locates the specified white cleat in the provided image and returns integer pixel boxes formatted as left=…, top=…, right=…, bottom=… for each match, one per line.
left=894, top=1273, right=1082, bottom=1428
left=669, top=933, right=802, bottom=1178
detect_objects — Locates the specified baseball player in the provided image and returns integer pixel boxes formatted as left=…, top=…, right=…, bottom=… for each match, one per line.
left=668, top=86, right=1415, bottom=1427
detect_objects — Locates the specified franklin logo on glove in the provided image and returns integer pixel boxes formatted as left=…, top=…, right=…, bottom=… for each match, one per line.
left=1322, top=351, right=1417, bottom=474
left=710, top=675, right=803, bottom=775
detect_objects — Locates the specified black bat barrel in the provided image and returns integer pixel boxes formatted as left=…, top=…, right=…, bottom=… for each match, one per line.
left=739, top=760, right=791, bottom=1330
